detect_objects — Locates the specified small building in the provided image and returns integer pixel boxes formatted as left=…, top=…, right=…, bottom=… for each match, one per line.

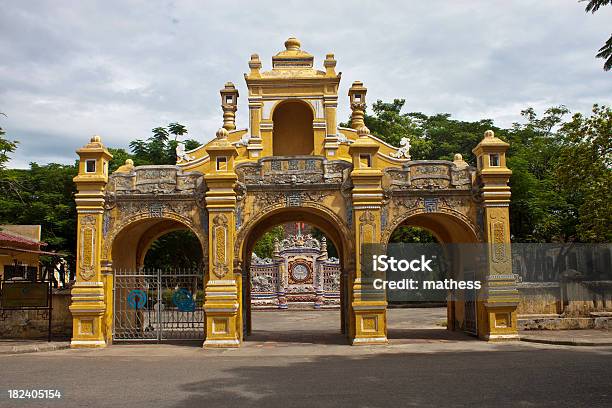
left=0, top=225, right=47, bottom=281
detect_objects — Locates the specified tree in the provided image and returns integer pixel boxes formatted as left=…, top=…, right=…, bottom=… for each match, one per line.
left=343, top=98, right=611, bottom=243
left=556, top=104, right=612, bottom=241
left=344, top=99, right=498, bottom=164
left=505, top=106, right=573, bottom=242
left=0, top=113, right=18, bottom=171
left=389, top=226, right=438, bottom=243
left=253, top=226, right=284, bottom=259
left=581, top=0, right=612, bottom=70
left=128, top=123, right=200, bottom=165
left=143, top=230, right=203, bottom=270
left=107, top=148, right=132, bottom=173
left=311, top=227, right=339, bottom=258
left=0, top=162, right=78, bottom=273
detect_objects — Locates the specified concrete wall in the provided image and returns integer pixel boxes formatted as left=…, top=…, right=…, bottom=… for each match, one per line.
left=0, top=289, right=72, bottom=339
left=517, top=280, right=612, bottom=317
left=517, top=283, right=562, bottom=315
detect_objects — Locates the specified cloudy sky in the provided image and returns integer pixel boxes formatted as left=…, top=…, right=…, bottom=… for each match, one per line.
left=1, top=1, right=610, bottom=168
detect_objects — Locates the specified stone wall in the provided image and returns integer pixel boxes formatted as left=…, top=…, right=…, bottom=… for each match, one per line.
left=517, top=283, right=561, bottom=315
left=517, top=280, right=612, bottom=317
left=517, top=280, right=612, bottom=330
left=0, top=289, right=72, bottom=339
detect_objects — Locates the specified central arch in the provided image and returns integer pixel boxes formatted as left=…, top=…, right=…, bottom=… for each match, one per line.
left=236, top=204, right=354, bottom=342
left=272, top=100, right=315, bottom=156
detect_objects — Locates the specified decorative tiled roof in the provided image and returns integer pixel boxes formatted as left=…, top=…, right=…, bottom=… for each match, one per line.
left=0, top=231, right=46, bottom=248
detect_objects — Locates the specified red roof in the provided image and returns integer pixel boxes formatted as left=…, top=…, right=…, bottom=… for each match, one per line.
left=0, top=231, right=46, bottom=248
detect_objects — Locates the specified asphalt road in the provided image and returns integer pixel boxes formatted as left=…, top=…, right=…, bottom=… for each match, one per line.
left=1, top=309, right=610, bottom=408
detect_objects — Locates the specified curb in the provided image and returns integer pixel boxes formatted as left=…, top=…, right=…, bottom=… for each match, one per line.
left=520, top=337, right=612, bottom=347
left=0, top=342, right=71, bottom=355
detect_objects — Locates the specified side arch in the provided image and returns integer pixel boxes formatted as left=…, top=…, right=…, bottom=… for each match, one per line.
left=382, top=208, right=482, bottom=246
left=104, top=213, right=207, bottom=270
left=382, top=208, right=483, bottom=334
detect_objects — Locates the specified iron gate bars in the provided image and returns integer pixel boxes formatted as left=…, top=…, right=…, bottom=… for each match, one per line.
left=113, top=269, right=204, bottom=342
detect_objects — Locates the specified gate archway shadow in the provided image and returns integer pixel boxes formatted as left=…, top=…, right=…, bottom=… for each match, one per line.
left=245, top=310, right=347, bottom=345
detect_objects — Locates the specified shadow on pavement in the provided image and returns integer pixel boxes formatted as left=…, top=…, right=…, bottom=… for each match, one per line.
left=388, top=328, right=479, bottom=342
left=173, top=349, right=612, bottom=408
left=245, top=329, right=348, bottom=345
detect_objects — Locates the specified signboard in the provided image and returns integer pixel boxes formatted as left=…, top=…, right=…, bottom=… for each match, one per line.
left=1, top=282, right=49, bottom=308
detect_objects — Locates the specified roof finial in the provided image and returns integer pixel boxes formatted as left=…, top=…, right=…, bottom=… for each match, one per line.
left=285, top=37, right=301, bottom=51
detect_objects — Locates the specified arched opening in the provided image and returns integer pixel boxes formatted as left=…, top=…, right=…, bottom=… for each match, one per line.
left=143, top=230, right=203, bottom=270
left=238, top=207, right=351, bottom=344
left=110, top=218, right=206, bottom=342
left=272, top=100, right=314, bottom=156
left=385, top=212, right=480, bottom=342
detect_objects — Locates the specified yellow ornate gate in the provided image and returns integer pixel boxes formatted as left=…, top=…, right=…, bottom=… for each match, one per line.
left=69, top=38, right=519, bottom=348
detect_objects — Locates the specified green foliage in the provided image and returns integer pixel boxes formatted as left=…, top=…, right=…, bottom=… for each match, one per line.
left=107, top=148, right=132, bottom=173
left=389, top=226, right=438, bottom=243
left=311, top=227, right=339, bottom=258
left=252, top=226, right=284, bottom=259
left=128, top=122, right=200, bottom=165
left=354, top=99, right=611, bottom=243
left=505, top=106, right=573, bottom=242
left=556, top=105, right=612, bottom=241
left=0, top=162, right=78, bottom=271
left=0, top=113, right=18, bottom=170
left=581, top=0, right=612, bottom=70
left=349, top=99, right=497, bottom=164
left=143, top=230, right=203, bottom=270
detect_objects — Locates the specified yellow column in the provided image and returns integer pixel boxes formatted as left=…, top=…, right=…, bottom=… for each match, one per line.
left=247, top=97, right=264, bottom=159
left=246, top=54, right=264, bottom=159
left=473, top=130, right=519, bottom=341
left=203, top=127, right=241, bottom=348
left=70, top=135, right=113, bottom=348
left=349, top=125, right=388, bottom=345
left=323, top=94, right=339, bottom=158
left=101, top=260, right=113, bottom=345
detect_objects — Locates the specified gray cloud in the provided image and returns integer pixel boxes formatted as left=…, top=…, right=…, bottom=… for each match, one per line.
left=1, top=0, right=610, bottom=168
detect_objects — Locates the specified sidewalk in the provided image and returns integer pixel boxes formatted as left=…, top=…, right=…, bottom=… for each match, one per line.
left=0, top=339, right=70, bottom=355
left=520, top=329, right=612, bottom=346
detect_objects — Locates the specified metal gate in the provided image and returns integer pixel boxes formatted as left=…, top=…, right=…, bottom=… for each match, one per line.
left=464, top=268, right=478, bottom=335
left=113, top=269, right=204, bottom=341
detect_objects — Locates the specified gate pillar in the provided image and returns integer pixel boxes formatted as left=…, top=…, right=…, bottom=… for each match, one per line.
left=70, top=136, right=113, bottom=348
left=473, top=130, right=520, bottom=341
left=348, top=122, right=388, bottom=345
left=203, top=127, right=241, bottom=348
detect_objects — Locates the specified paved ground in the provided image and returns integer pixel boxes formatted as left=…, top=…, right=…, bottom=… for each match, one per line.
left=0, top=339, right=69, bottom=355
left=1, top=308, right=611, bottom=407
left=520, top=329, right=612, bottom=346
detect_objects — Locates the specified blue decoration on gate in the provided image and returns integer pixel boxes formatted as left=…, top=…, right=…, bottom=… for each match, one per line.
left=172, top=288, right=196, bottom=312
left=127, top=289, right=147, bottom=309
